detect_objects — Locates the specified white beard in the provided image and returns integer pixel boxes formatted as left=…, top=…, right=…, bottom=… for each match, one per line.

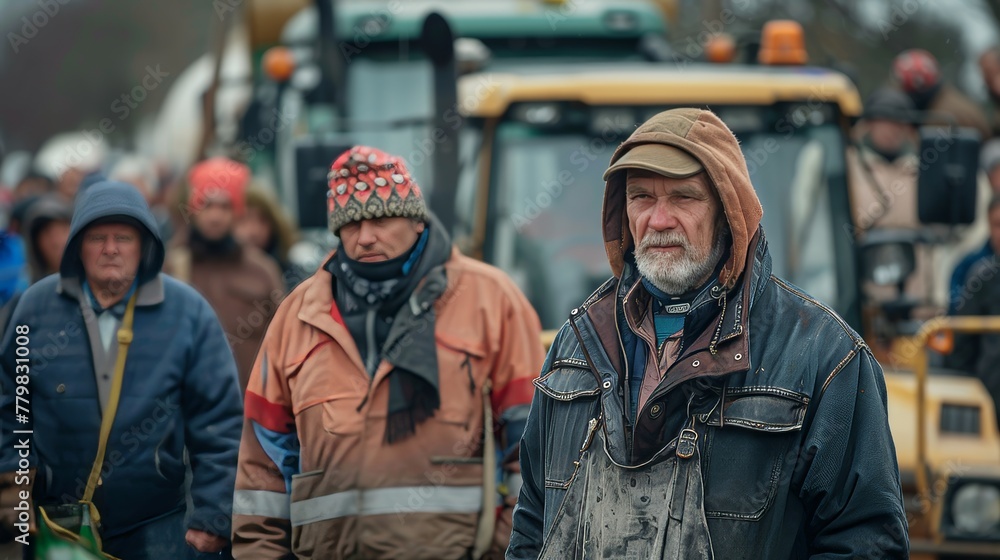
left=634, top=229, right=727, bottom=294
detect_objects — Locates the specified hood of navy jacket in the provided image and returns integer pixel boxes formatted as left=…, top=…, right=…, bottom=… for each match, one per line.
left=59, top=181, right=165, bottom=285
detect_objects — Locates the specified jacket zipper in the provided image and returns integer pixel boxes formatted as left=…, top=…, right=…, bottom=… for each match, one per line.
left=636, top=282, right=735, bottom=415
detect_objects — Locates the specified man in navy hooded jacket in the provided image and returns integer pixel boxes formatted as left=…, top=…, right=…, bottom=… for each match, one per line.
left=0, top=181, right=243, bottom=557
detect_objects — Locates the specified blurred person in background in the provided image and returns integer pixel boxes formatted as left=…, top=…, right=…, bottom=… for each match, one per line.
left=12, top=171, right=54, bottom=202
left=235, top=185, right=304, bottom=289
left=978, top=45, right=1000, bottom=137
left=848, top=85, right=991, bottom=313
left=34, top=132, right=108, bottom=204
left=893, top=48, right=992, bottom=141
left=946, top=193, right=1000, bottom=426
left=981, top=137, right=1000, bottom=193
left=165, top=157, right=284, bottom=392
left=20, top=195, right=73, bottom=283
left=7, top=196, right=40, bottom=239
left=0, top=195, right=73, bottom=340
left=846, top=87, right=936, bottom=306
left=0, top=201, right=27, bottom=308
left=110, top=154, right=174, bottom=243
left=948, top=138, right=1000, bottom=313
left=848, top=87, right=921, bottom=232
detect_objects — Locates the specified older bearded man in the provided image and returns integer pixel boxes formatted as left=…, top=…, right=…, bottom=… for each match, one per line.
left=507, top=108, right=908, bottom=559
left=630, top=169, right=728, bottom=294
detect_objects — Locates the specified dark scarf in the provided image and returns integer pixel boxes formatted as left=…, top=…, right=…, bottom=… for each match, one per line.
left=861, top=133, right=915, bottom=163
left=189, top=226, right=241, bottom=260
left=620, top=250, right=730, bottom=423
left=327, top=219, right=452, bottom=443
left=908, top=82, right=942, bottom=112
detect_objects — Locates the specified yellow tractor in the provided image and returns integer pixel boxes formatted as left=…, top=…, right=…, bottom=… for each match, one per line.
left=452, top=24, right=1000, bottom=557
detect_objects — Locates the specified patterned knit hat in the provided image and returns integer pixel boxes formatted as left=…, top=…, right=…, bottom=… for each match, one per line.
left=327, top=146, right=427, bottom=234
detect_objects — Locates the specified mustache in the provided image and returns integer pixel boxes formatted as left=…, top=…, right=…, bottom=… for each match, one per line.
left=637, top=231, right=690, bottom=251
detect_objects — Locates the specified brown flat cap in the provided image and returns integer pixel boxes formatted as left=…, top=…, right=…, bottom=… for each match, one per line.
left=602, top=143, right=703, bottom=180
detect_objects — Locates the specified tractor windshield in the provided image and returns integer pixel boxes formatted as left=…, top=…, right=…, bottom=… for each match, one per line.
left=482, top=103, right=858, bottom=329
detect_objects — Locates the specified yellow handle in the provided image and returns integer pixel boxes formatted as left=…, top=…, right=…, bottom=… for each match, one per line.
left=472, top=379, right=495, bottom=559
left=82, top=293, right=137, bottom=520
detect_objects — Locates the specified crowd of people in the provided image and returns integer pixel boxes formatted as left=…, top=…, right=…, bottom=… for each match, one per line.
left=0, top=140, right=317, bottom=557
left=0, top=150, right=306, bottom=365
left=0, top=43, right=999, bottom=559
left=845, top=48, right=1000, bottom=416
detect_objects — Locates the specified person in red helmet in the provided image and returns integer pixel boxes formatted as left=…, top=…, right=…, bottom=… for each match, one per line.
left=893, top=48, right=991, bottom=140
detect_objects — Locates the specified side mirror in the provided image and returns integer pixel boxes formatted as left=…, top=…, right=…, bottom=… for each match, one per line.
left=293, top=139, right=352, bottom=230
left=288, top=237, right=332, bottom=277
left=859, top=229, right=918, bottom=287
left=455, top=38, right=491, bottom=75
left=917, top=126, right=980, bottom=225
left=859, top=229, right=923, bottom=327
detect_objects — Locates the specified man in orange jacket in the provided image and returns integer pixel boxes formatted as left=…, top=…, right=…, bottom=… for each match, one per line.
left=232, top=146, right=545, bottom=559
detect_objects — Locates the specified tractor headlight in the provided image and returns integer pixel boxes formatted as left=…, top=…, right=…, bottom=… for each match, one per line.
left=951, top=484, right=1000, bottom=535
left=943, top=479, right=1000, bottom=540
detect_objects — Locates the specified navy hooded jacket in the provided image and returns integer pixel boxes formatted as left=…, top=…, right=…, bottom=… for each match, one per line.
left=0, top=181, right=243, bottom=539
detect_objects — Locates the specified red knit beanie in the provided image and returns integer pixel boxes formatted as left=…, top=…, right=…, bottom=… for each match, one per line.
left=327, top=146, right=427, bottom=234
left=187, top=157, right=250, bottom=216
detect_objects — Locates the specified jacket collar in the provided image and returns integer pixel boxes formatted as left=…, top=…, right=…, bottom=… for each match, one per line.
left=297, top=252, right=367, bottom=376
left=57, top=274, right=165, bottom=307
left=297, top=245, right=462, bottom=384
left=574, top=227, right=771, bottom=381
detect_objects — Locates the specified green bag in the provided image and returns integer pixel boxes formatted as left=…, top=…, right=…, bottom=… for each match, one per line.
left=35, top=293, right=136, bottom=560
left=36, top=504, right=104, bottom=559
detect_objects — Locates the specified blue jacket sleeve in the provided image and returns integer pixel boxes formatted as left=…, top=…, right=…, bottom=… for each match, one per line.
left=182, top=299, right=244, bottom=538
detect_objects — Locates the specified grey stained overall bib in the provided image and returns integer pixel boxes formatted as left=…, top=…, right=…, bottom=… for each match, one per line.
left=538, top=418, right=715, bottom=560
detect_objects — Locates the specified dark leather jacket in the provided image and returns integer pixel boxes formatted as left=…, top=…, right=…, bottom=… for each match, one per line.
left=508, top=232, right=909, bottom=559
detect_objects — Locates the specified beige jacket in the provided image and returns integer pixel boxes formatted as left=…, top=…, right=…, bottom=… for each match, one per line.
left=847, top=144, right=990, bottom=308
left=165, top=243, right=285, bottom=392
